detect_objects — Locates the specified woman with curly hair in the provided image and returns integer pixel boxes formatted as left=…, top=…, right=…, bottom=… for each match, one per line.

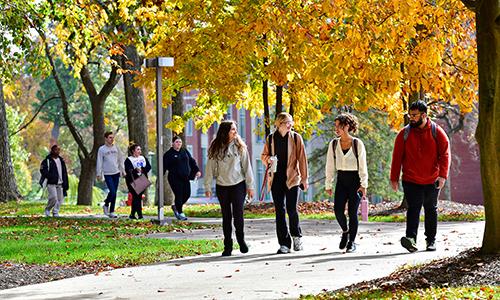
left=204, top=120, right=255, bottom=256
left=325, top=113, right=368, bottom=253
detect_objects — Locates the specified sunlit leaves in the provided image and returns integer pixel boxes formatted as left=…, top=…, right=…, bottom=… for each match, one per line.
left=134, top=0, right=476, bottom=132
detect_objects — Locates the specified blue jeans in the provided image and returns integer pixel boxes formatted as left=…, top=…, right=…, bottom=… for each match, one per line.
left=104, top=173, right=120, bottom=213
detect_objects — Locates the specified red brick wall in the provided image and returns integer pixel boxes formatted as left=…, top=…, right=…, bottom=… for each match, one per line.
left=449, top=131, right=484, bottom=205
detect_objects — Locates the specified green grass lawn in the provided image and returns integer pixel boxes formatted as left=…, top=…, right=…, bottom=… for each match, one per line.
left=0, top=201, right=484, bottom=222
left=0, top=217, right=223, bottom=267
left=301, top=286, right=499, bottom=300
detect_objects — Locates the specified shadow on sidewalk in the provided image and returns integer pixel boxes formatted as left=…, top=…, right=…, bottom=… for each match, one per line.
left=158, top=249, right=410, bottom=267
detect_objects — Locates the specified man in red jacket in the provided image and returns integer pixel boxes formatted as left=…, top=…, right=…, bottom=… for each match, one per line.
left=390, top=100, right=450, bottom=253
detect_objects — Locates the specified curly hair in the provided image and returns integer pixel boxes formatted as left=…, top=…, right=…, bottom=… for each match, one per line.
left=128, top=143, right=141, bottom=156
left=208, top=120, right=246, bottom=160
left=334, top=113, right=359, bottom=133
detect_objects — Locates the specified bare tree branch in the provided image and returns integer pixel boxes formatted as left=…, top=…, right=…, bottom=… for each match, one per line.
left=9, top=96, right=60, bottom=137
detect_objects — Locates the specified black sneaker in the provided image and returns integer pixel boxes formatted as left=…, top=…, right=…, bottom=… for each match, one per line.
left=172, top=205, right=181, bottom=219
left=339, top=232, right=349, bottom=249
left=239, top=241, right=249, bottom=253
left=129, top=215, right=137, bottom=220
left=346, top=241, right=356, bottom=253
left=221, top=249, right=232, bottom=256
left=426, top=240, right=436, bottom=251
left=401, top=237, right=418, bottom=253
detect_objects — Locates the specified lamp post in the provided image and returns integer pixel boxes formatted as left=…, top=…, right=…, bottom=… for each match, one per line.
left=144, top=57, right=174, bottom=225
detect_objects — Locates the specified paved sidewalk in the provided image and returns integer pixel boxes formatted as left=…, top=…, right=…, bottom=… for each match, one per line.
left=0, top=219, right=484, bottom=300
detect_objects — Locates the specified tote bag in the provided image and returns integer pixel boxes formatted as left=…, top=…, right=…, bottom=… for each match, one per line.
left=131, top=174, right=152, bottom=194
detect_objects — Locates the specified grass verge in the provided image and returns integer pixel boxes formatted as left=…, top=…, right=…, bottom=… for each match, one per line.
left=0, top=217, right=223, bottom=267
left=301, top=286, right=499, bottom=299
left=0, top=202, right=484, bottom=222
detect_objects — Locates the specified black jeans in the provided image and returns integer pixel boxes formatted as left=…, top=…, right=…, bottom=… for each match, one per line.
left=271, top=181, right=301, bottom=249
left=402, top=181, right=440, bottom=243
left=334, top=171, right=361, bottom=242
left=216, top=181, right=246, bottom=249
left=168, top=175, right=191, bottom=213
left=127, top=187, right=143, bottom=218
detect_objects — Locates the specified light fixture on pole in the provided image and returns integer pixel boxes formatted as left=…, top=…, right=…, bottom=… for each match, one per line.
left=144, top=57, right=174, bottom=225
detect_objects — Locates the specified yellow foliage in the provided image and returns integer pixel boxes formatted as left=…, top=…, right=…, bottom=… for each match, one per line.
left=128, top=0, right=477, bottom=132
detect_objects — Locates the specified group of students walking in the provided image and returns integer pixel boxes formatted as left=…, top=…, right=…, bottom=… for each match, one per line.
left=40, top=100, right=450, bottom=255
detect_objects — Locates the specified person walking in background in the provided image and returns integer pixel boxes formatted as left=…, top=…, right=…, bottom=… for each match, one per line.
left=96, top=131, right=125, bottom=218
left=163, top=135, right=201, bottom=221
left=124, top=143, right=151, bottom=220
left=390, top=100, right=450, bottom=252
left=205, top=120, right=254, bottom=256
left=39, top=145, right=69, bottom=217
left=261, top=112, right=308, bottom=254
left=325, top=113, right=368, bottom=253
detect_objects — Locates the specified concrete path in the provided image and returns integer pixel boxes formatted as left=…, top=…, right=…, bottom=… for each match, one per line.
left=0, top=219, right=484, bottom=300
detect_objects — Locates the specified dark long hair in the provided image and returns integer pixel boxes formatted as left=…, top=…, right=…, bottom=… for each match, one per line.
left=207, top=120, right=246, bottom=160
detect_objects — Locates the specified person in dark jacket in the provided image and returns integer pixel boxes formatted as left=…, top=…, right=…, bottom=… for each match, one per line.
left=39, top=145, right=69, bottom=217
left=124, top=143, right=152, bottom=219
left=163, top=136, right=201, bottom=221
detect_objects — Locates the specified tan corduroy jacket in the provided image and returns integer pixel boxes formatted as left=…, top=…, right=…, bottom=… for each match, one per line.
left=261, top=131, right=308, bottom=191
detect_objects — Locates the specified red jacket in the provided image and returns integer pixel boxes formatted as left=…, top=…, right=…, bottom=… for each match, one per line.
left=390, top=119, right=450, bottom=185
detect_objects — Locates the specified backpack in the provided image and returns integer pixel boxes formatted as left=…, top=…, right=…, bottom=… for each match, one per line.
left=403, top=121, right=437, bottom=142
left=331, top=138, right=360, bottom=170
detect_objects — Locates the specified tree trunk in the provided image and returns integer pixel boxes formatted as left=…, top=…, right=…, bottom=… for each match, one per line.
left=77, top=65, right=120, bottom=205
left=156, top=92, right=175, bottom=206
left=172, top=90, right=185, bottom=140
left=123, top=45, right=148, bottom=155
left=275, top=85, right=283, bottom=117
left=263, top=58, right=271, bottom=137
left=0, top=79, right=21, bottom=202
left=50, top=119, right=60, bottom=146
left=475, top=0, right=500, bottom=254
left=77, top=155, right=96, bottom=205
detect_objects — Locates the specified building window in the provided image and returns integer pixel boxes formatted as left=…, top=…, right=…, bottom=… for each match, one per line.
left=226, top=106, right=233, bottom=120
left=186, top=104, right=193, bottom=136
left=238, top=109, right=246, bottom=140
left=201, top=147, right=207, bottom=175
left=187, top=145, right=193, bottom=154
left=186, top=120, right=194, bottom=136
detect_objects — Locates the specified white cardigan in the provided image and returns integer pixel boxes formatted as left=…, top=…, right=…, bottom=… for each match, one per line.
left=324, top=137, right=368, bottom=190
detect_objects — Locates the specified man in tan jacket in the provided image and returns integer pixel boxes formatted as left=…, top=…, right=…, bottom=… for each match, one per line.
left=261, top=112, right=308, bottom=254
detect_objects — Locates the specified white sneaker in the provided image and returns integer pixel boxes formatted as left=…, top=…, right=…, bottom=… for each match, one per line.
left=103, top=205, right=109, bottom=216
left=292, top=236, right=303, bottom=251
left=44, top=209, right=50, bottom=217
left=108, top=212, right=117, bottom=218
left=277, top=245, right=290, bottom=254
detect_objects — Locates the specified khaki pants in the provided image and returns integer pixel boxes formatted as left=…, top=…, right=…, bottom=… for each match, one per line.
left=46, top=184, right=64, bottom=215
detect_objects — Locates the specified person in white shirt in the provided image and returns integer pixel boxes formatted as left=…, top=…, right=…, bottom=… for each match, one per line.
left=325, top=113, right=368, bottom=253
left=124, top=143, right=151, bottom=219
left=96, top=131, right=125, bottom=218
